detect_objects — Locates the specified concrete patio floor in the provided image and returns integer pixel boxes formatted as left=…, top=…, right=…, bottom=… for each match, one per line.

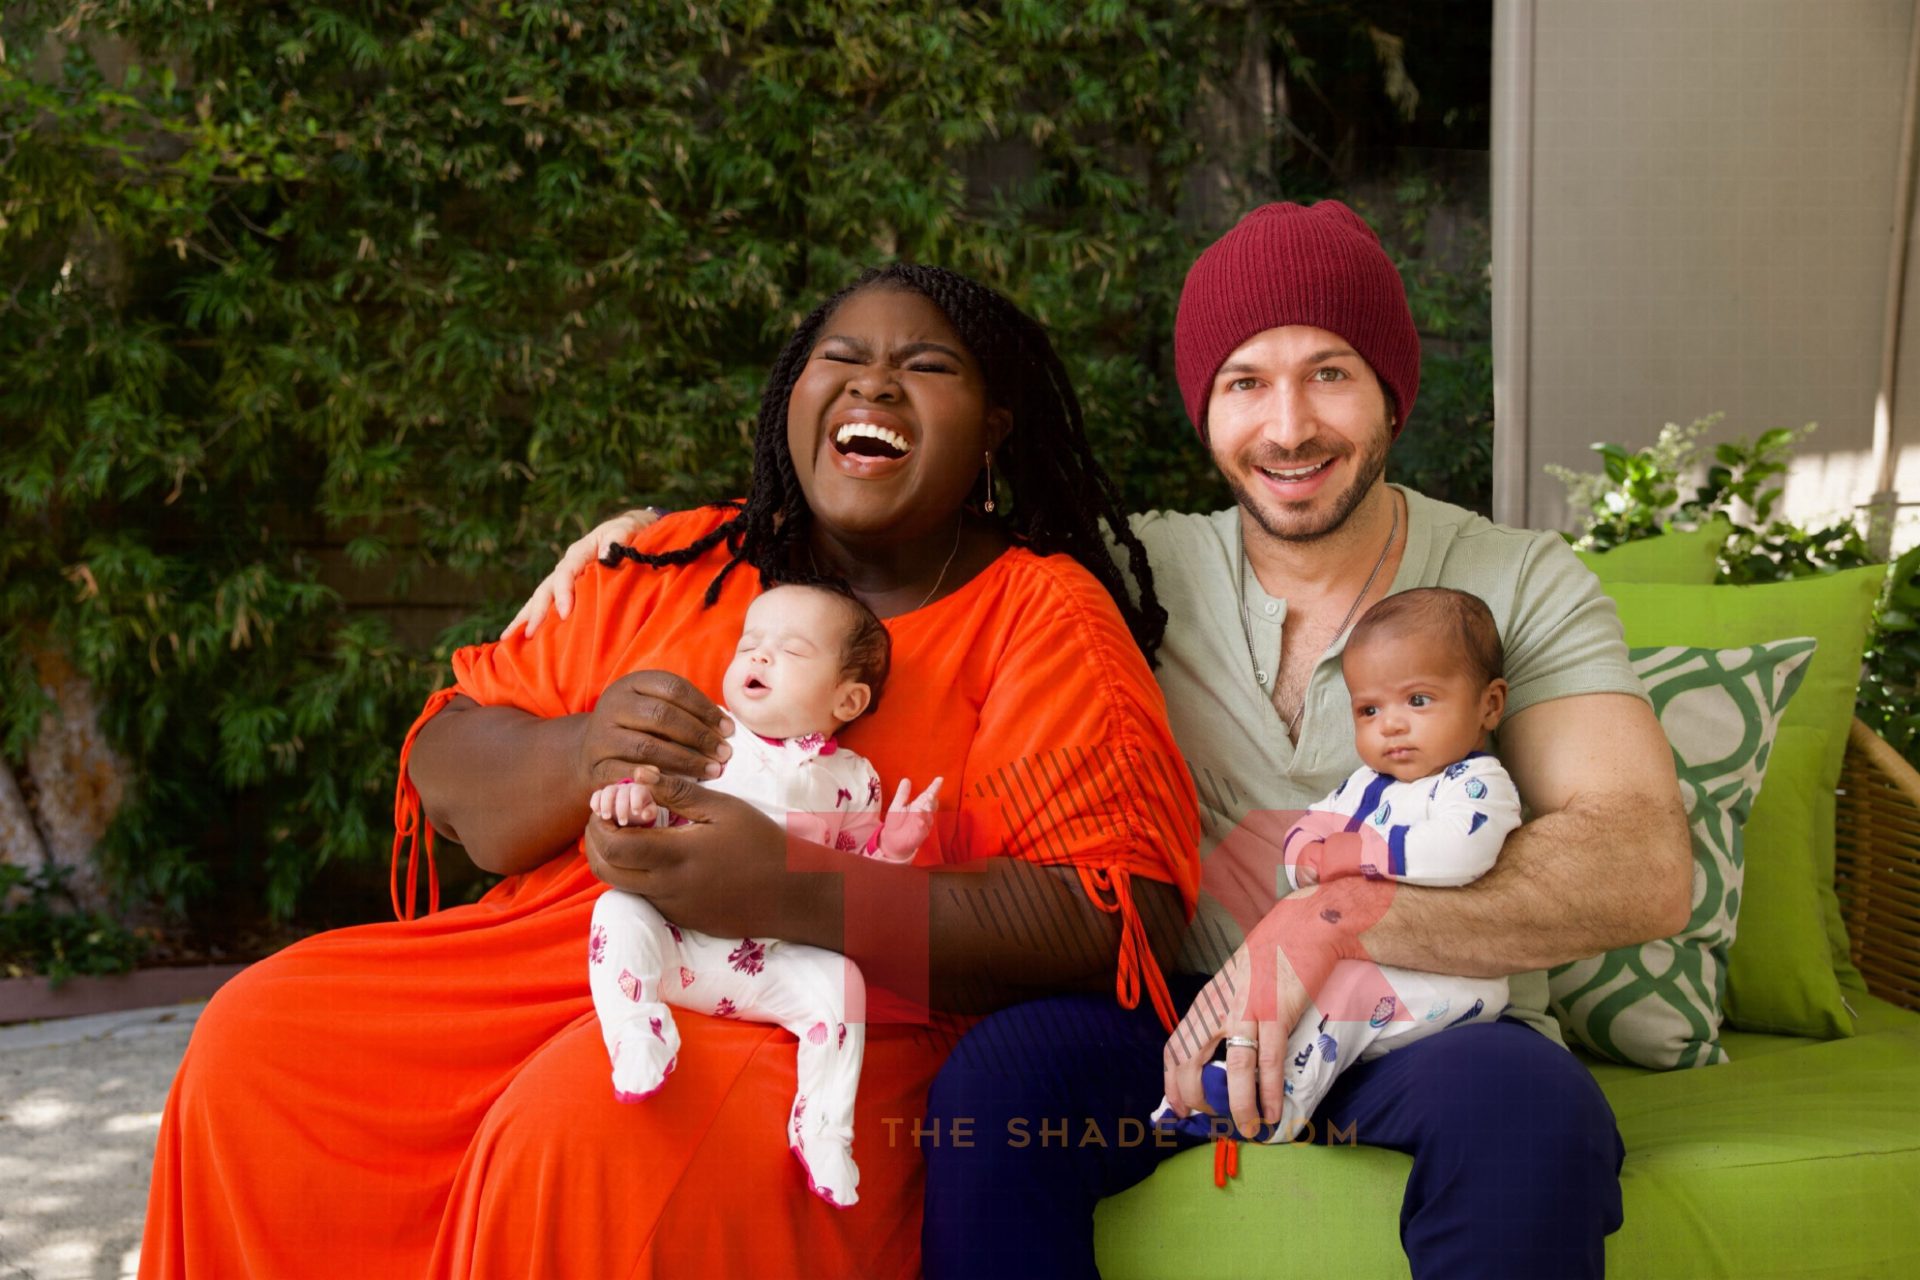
left=0, top=1005, right=199, bottom=1280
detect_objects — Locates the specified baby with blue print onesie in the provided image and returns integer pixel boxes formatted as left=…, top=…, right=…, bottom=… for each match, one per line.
left=1157, top=587, right=1522, bottom=1143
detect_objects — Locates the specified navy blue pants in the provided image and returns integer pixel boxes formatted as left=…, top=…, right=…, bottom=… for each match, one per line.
left=922, top=981, right=1624, bottom=1279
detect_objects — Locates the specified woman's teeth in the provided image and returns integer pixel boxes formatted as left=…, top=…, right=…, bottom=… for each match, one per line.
left=834, top=423, right=910, bottom=459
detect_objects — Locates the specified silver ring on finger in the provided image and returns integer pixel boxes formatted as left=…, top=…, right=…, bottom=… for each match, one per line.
left=1223, top=1035, right=1259, bottom=1052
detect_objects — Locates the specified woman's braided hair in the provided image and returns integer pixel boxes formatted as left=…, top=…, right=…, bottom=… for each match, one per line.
left=604, top=263, right=1167, bottom=664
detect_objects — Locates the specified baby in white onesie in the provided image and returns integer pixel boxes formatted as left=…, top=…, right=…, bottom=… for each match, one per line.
left=1158, top=587, right=1521, bottom=1144
left=586, top=583, right=939, bottom=1208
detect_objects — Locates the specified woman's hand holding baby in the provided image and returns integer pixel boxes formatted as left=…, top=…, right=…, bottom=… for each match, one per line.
left=580, top=670, right=734, bottom=791
left=585, top=775, right=808, bottom=940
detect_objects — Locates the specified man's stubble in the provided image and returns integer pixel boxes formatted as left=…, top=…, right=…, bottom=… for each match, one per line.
left=1221, top=419, right=1392, bottom=546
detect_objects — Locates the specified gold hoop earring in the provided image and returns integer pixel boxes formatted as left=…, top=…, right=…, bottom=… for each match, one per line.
left=983, top=451, right=996, bottom=514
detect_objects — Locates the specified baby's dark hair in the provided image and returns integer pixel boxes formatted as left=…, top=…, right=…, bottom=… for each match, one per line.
left=814, top=583, right=892, bottom=720
left=755, top=581, right=893, bottom=722
left=1346, top=588, right=1504, bottom=686
left=600, top=263, right=1167, bottom=665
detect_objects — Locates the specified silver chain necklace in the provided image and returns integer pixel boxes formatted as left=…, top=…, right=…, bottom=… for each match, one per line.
left=1238, top=499, right=1399, bottom=738
left=915, top=516, right=965, bottom=611
left=814, top=515, right=964, bottom=613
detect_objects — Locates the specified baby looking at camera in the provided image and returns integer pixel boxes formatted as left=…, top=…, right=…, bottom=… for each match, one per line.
left=1158, top=587, right=1520, bottom=1144
left=587, top=582, right=940, bottom=1208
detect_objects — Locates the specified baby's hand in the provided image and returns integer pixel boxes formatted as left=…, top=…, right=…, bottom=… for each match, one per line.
left=875, top=777, right=943, bottom=863
left=1282, top=810, right=1347, bottom=888
left=590, top=778, right=658, bottom=828
left=1289, top=839, right=1327, bottom=886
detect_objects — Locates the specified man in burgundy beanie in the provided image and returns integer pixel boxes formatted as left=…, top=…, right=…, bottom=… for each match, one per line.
left=1174, top=199, right=1422, bottom=441
left=922, top=200, right=1689, bottom=1280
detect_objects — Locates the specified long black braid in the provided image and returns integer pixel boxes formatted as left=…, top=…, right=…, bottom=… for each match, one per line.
left=604, top=264, right=1168, bottom=665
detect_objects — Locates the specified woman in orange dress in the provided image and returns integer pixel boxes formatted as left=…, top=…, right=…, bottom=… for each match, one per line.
left=139, top=264, right=1200, bottom=1278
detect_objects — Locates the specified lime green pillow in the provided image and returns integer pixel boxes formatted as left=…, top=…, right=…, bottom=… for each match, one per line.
left=1575, top=518, right=1733, bottom=585
left=1548, top=639, right=1815, bottom=1067
left=1598, top=567, right=1886, bottom=1040
left=1724, top=726, right=1852, bottom=1036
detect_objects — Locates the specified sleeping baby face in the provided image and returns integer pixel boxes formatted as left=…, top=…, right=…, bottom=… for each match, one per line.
left=1342, top=630, right=1507, bottom=783
left=721, top=586, right=873, bottom=742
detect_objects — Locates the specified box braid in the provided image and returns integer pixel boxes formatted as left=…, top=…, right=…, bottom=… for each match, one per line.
left=604, top=264, right=1168, bottom=665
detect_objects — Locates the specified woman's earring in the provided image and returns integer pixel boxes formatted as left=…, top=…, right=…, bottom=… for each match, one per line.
left=983, top=452, right=995, bottom=513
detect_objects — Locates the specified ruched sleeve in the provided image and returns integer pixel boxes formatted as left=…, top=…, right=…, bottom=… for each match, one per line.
left=928, top=553, right=1201, bottom=1029
left=389, top=507, right=743, bottom=918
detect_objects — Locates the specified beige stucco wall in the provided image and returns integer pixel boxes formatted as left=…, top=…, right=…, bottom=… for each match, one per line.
left=1501, top=0, right=1919, bottom=541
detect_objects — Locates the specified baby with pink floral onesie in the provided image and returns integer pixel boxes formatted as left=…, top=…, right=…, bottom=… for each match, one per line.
left=586, top=582, right=940, bottom=1208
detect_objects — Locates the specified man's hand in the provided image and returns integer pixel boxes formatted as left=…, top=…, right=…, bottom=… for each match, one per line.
left=874, top=776, right=943, bottom=863
left=1162, top=888, right=1357, bottom=1139
left=503, top=508, right=662, bottom=639
left=1161, top=932, right=1302, bottom=1139
left=580, top=670, right=733, bottom=791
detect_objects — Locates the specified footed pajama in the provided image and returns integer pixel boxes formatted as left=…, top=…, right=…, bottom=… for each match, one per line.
left=589, top=891, right=868, bottom=1205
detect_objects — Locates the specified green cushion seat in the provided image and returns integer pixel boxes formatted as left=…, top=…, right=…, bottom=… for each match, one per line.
left=1094, top=995, right=1920, bottom=1279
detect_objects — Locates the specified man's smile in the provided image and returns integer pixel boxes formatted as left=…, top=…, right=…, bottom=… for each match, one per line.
left=1252, top=454, right=1339, bottom=500
left=1257, top=457, right=1335, bottom=484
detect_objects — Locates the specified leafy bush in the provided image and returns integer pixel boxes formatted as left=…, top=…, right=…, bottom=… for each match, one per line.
left=1550, top=417, right=1920, bottom=760
left=1373, top=172, right=1492, bottom=513
left=1, top=2, right=1495, bottom=934
left=0, top=864, right=149, bottom=986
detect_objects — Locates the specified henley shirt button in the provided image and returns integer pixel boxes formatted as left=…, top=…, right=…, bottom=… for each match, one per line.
left=1263, top=601, right=1278, bottom=616
left=1255, top=670, right=1269, bottom=684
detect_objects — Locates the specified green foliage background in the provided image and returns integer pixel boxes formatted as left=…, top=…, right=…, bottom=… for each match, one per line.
left=1, top=1, right=1494, bottom=930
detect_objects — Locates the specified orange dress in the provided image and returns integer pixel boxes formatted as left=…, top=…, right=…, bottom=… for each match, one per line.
left=139, top=508, right=1199, bottom=1279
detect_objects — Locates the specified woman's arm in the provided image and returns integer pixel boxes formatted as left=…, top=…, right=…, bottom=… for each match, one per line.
left=584, top=769, right=1193, bottom=1016
left=409, top=672, right=735, bottom=876
left=408, top=697, right=593, bottom=876
left=926, top=860, right=1190, bottom=1013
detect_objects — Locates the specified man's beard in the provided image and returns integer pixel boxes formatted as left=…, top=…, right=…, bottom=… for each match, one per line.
left=1225, top=429, right=1391, bottom=544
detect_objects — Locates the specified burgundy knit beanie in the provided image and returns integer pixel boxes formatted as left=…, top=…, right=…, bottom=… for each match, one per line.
left=1174, top=200, right=1420, bottom=438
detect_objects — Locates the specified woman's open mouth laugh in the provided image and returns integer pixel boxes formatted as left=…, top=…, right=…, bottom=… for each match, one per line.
left=828, top=412, right=915, bottom=478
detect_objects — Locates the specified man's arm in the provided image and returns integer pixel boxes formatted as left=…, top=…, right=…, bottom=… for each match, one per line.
left=1329, top=691, right=1691, bottom=975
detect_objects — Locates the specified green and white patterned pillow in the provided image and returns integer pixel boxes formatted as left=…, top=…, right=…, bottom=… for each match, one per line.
left=1548, top=638, right=1815, bottom=1069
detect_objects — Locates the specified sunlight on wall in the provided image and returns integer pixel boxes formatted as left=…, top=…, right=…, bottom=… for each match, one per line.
left=1782, top=445, right=1920, bottom=554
